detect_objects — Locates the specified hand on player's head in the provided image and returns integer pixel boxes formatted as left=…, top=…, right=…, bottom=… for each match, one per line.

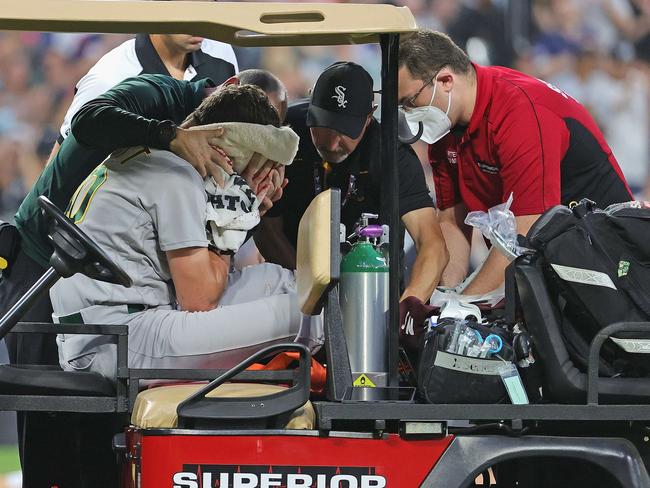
left=170, top=127, right=233, bottom=186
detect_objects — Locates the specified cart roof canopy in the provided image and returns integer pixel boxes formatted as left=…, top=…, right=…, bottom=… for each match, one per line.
left=0, top=1, right=416, bottom=46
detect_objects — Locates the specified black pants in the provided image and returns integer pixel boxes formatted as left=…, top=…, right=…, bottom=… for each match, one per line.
left=1, top=247, right=123, bottom=487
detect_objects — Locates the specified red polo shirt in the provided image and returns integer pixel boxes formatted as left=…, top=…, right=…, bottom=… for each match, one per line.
left=430, top=64, right=632, bottom=215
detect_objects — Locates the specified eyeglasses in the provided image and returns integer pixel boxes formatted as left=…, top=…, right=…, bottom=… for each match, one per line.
left=399, top=72, right=437, bottom=111
left=397, top=66, right=444, bottom=112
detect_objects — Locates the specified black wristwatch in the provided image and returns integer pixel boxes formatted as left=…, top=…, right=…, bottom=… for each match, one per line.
left=156, top=120, right=177, bottom=150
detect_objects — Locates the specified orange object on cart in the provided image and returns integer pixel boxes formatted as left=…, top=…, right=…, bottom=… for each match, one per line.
left=248, top=352, right=326, bottom=396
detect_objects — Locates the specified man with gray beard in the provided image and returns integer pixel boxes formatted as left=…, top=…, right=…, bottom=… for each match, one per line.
left=256, top=62, right=448, bottom=310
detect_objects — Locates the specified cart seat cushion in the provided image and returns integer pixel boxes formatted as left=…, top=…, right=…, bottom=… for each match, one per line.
left=131, top=383, right=315, bottom=429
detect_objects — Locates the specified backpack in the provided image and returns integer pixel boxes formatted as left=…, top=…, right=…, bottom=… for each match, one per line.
left=525, top=199, right=650, bottom=377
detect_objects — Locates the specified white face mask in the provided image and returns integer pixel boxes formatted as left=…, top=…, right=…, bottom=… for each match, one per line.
left=400, top=80, right=452, bottom=145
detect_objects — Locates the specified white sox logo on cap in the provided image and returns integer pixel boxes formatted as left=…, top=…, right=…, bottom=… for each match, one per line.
left=332, top=85, right=347, bottom=108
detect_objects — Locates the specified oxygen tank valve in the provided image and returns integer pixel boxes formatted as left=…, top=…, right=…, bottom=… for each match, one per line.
left=355, top=213, right=383, bottom=243
left=360, top=212, right=378, bottom=224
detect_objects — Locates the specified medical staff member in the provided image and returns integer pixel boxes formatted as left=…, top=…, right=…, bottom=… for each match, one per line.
left=257, top=62, right=449, bottom=308
left=397, top=29, right=632, bottom=296
left=52, top=34, right=238, bottom=156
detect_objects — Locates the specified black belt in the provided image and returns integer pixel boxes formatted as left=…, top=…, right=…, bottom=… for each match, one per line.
left=57, top=304, right=146, bottom=324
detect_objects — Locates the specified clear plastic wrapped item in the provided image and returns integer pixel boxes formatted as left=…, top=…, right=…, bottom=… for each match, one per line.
left=464, top=193, right=529, bottom=260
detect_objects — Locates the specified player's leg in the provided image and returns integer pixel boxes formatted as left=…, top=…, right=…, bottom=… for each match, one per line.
left=127, top=292, right=302, bottom=370
left=221, top=262, right=323, bottom=353
left=219, top=262, right=296, bottom=305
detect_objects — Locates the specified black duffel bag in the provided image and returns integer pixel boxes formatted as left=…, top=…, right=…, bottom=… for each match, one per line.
left=526, top=199, right=650, bottom=377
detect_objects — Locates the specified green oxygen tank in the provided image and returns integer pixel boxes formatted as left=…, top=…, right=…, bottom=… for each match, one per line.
left=340, top=213, right=389, bottom=390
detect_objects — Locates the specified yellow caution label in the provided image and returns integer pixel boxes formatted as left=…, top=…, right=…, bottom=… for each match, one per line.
left=353, top=374, right=376, bottom=388
left=0, top=257, right=7, bottom=270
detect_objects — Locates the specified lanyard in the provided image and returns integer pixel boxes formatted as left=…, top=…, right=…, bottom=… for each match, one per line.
left=313, top=161, right=357, bottom=206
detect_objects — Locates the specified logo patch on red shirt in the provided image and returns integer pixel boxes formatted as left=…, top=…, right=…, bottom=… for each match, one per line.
left=447, top=150, right=458, bottom=165
left=476, top=160, right=500, bottom=174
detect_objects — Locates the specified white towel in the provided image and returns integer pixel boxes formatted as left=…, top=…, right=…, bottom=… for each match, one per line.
left=204, top=174, right=261, bottom=252
left=193, top=122, right=299, bottom=178
left=199, top=122, right=300, bottom=252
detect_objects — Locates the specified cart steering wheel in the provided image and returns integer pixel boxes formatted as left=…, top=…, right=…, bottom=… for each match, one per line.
left=38, top=196, right=132, bottom=287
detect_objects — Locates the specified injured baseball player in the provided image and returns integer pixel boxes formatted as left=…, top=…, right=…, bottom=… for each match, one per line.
left=49, top=84, right=313, bottom=381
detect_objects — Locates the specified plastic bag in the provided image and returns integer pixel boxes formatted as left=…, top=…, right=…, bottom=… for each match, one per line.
left=430, top=287, right=505, bottom=310
left=464, top=193, right=526, bottom=260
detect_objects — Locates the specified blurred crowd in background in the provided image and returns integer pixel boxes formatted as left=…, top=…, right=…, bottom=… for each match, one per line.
left=0, top=0, right=648, bottom=224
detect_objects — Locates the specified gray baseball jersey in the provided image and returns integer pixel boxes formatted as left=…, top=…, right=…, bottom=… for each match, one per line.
left=49, top=147, right=311, bottom=380
left=50, top=147, right=208, bottom=316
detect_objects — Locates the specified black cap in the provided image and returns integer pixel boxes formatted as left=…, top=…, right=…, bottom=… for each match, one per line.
left=306, top=62, right=374, bottom=139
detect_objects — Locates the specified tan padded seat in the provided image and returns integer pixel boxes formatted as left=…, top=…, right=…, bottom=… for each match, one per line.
left=131, top=383, right=315, bottom=429
left=296, top=190, right=334, bottom=315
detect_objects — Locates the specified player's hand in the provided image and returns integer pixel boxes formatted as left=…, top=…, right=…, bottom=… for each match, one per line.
left=241, top=154, right=275, bottom=194
left=268, top=165, right=286, bottom=203
left=169, top=127, right=233, bottom=186
left=399, top=296, right=435, bottom=350
left=268, top=177, right=288, bottom=205
left=256, top=165, right=288, bottom=217
left=258, top=180, right=288, bottom=217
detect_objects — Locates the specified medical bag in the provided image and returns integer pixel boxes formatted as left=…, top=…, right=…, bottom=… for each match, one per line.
left=525, top=199, right=650, bottom=377
left=416, top=318, right=519, bottom=404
